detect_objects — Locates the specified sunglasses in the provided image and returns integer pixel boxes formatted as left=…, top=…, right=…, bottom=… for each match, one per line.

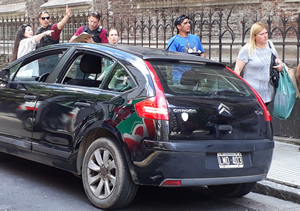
left=90, top=11, right=100, bottom=19
left=41, top=17, right=50, bottom=20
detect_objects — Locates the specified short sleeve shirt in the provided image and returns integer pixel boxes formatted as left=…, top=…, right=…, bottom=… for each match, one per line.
left=167, top=34, right=205, bottom=53
left=237, top=41, right=278, bottom=103
left=50, top=23, right=61, bottom=41
left=167, top=34, right=205, bottom=83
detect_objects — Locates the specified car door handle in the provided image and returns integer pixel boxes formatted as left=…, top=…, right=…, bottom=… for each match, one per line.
left=75, top=102, right=91, bottom=108
left=24, top=95, right=37, bottom=100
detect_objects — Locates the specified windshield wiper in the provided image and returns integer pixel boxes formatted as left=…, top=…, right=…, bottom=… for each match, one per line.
left=214, top=89, right=246, bottom=97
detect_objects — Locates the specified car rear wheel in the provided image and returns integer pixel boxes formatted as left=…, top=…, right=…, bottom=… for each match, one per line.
left=22, top=113, right=33, bottom=131
left=208, top=182, right=256, bottom=198
left=82, top=137, right=138, bottom=209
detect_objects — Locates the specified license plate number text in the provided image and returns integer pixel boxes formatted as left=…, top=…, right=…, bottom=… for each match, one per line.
left=217, top=152, right=244, bottom=168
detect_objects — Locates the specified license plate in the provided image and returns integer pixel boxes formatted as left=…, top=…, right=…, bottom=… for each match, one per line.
left=217, top=152, right=244, bottom=168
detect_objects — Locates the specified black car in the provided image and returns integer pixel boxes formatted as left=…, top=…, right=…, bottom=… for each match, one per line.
left=0, top=43, right=273, bottom=209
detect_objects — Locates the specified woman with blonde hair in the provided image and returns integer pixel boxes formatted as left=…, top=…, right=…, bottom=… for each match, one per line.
left=234, top=22, right=283, bottom=105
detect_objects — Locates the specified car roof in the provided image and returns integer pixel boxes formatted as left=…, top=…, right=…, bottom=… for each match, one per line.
left=40, top=43, right=222, bottom=65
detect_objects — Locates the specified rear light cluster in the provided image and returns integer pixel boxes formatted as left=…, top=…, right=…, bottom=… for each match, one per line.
left=17, top=105, right=37, bottom=111
left=135, top=61, right=169, bottom=121
left=226, top=67, right=271, bottom=122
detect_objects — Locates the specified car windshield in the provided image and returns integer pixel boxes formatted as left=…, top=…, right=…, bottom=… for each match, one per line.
left=149, top=60, right=254, bottom=98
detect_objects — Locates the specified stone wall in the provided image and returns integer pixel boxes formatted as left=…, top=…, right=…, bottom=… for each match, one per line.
left=0, top=0, right=45, bottom=17
left=92, top=0, right=300, bottom=68
left=1, top=0, right=300, bottom=37
left=93, top=0, right=300, bottom=28
left=1, top=0, right=300, bottom=23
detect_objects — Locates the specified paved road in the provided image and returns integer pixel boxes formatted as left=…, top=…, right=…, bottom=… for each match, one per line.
left=0, top=153, right=299, bottom=211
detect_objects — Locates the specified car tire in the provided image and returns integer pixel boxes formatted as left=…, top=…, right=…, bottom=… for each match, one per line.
left=82, top=137, right=138, bottom=209
left=207, top=182, right=256, bottom=198
left=22, top=113, right=33, bottom=131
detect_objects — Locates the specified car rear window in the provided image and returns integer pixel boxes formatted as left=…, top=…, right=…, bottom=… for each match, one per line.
left=149, top=60, right=254, bottom=98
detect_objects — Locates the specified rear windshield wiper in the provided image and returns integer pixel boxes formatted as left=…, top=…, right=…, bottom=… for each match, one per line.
left=214, top=89, right=246, bottom=97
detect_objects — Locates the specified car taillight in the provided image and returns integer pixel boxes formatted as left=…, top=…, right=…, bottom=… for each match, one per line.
left=226, top=67, right=271, bottom=122
left=25, top=106, right=38, bottom=111
left=135, top=61, right=169, bottom=120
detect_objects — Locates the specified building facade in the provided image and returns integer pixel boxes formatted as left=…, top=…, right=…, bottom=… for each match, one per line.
left=0, top=0, right=299, bottom=24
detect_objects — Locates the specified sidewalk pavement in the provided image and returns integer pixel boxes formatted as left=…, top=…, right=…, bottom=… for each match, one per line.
left=252, top=136, right=300, bottom=204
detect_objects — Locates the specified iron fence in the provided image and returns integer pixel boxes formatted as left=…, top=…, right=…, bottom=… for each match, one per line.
left=1, top=8, right=300, bottom=68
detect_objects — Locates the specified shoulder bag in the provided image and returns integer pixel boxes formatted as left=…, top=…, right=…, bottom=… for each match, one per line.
left=268, top=41, right=280, bottom=88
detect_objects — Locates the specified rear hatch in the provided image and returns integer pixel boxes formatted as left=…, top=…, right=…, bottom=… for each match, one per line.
left=149, top=60, right=270, bottom=141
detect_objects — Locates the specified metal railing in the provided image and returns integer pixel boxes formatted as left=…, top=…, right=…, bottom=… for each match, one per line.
left=1, top=7, right=300, bottom=68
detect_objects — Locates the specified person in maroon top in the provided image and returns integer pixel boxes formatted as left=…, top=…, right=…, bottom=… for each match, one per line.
left=36, top=5, right=71, bottom=48
left=69, top=12, right=108, bottom=44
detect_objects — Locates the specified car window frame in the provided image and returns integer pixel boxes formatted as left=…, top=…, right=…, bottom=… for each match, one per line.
left=55, top=49, right=137, bottom=92
left=9, top=48, right=69, bottom=84
left=100, top=62, right=138, bottom=93
left=58, top=52, right=110, bottom=88
left=149, top=60, right=254, bottom=99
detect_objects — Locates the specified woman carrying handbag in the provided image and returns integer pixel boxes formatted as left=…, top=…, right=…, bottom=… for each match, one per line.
left=234, top=22, right=283, bottom=106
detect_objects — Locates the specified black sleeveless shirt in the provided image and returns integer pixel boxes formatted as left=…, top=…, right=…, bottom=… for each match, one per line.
left=82, top=25, right=103, bottom=43
left=36, top=24, right=59, bottom=49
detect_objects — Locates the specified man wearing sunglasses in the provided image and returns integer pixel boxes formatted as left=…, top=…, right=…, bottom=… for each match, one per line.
left=167, top=14, right=206, bottom=58
left=36, top=5, right=72, bottom=48
left=69, top=12, right=108, bottom=44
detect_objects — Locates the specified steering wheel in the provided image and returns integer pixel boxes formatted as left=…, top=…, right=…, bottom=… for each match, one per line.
left=37, top=72, right=50, bottom=82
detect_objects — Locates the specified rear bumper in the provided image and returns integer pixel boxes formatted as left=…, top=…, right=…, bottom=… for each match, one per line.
left=159, top=174, right=266, bottom=187
left=132, top=139, right=274, bottom=186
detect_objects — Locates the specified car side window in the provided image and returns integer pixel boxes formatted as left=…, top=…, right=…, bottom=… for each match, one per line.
left=102, top=63, right=136, bottom=92
left=13, top=53, right=64, bottom=82
left=63, top=54, right=114, bottom=88
left=6, top=62, right=22, bottom=81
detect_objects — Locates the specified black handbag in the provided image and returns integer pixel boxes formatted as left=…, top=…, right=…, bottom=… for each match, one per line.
left=268, top=41, right=279, bottom=88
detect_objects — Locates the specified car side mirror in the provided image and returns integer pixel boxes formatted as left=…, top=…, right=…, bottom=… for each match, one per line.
left=0, top=69, right=10, bottom=87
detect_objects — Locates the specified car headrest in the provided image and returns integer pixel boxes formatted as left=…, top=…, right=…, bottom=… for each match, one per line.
left=79, top=55, right=102, bottom=74
left=180, top=69, right=199, bottom=85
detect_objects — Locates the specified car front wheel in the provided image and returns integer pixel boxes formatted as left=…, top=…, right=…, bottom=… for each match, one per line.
left=208, top=182, right=256, bottom=198
left=82, top=137, right=138, bottom=209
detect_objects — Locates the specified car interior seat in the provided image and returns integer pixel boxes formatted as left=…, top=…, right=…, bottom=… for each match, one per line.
left=67, top=54, right=102, bottom=87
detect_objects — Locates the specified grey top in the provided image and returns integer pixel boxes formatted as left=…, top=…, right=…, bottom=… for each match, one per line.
left=237, top=40, right=278, bottom=103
